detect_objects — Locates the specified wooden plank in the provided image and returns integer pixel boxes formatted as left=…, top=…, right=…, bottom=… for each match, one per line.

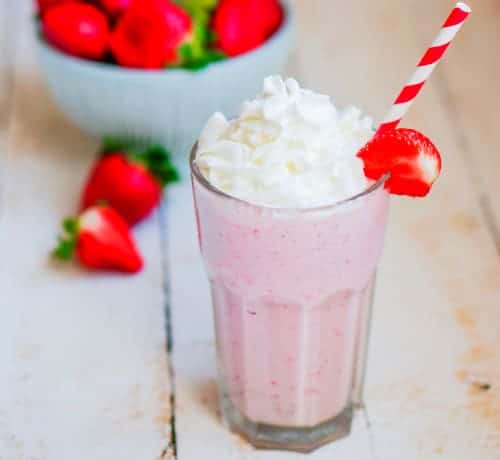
left=0, top=0, right=18, bottom=454
left=428, top=0, right=500, bottom=248
left=169, top=0, right=500, bottom=458
left=375, top=4, right=499, bottom=454
left=0, top=0, right=15, bottom=192
left=0, top=3, right=173, bottom=459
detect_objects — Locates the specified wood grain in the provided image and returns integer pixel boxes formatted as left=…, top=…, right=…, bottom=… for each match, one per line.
left=0, top=3, right=173, bottom=459
left=433, top=0, right=500, bottom=249
left=0, top=0, right=16, bottom=209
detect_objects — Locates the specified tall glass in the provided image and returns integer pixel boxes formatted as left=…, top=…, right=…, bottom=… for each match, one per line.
left=190, top=147, right=390, bottom=452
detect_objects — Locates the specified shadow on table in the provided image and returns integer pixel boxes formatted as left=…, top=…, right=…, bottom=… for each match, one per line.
left=193, top=377, right=221, bottom=423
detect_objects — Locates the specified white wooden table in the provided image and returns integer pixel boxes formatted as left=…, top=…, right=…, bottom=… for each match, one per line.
left=1, top=1, right=499, bottom=459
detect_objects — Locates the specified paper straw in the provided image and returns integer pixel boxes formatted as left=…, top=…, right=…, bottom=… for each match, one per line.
left=377, top=2, right=471, bottom=134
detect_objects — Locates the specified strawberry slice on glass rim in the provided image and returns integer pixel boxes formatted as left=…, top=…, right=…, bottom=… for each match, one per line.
left=357, top=128, right=442, bottom=197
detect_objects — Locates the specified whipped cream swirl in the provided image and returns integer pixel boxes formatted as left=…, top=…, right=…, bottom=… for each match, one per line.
left=195, top=76, right=373, bottom=208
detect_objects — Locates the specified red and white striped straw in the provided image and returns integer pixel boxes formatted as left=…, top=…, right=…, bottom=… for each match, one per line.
left=377, top=2, right=471, bottom=134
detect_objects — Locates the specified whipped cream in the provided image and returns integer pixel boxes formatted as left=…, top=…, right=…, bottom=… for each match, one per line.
left=195, top=76, right=373, bottom=208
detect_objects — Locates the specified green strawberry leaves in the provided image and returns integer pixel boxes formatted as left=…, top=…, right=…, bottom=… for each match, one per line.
left=136, top=144, right=180, bottom=186
left=179, top=43, right=225, bottom=70
left=179, top=0, right=219, bottom=10
left=53, top=218, right=79, bottom=260
left=174, top=0, right=226, bottom=70
left=101, top=137, right=180, bottom=187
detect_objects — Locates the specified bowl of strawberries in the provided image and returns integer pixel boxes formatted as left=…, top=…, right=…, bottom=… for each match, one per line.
left=36, top=0, right=293, bottom=158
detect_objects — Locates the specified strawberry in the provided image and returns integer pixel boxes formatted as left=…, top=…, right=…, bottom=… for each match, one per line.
left=212, top=0, right=283, bottom=57
left=53, top=205, right=143, bottom=273
left=42, top=2, right=110, bottom=60
left=36, top=0, right=76, bottom=16
left=109, top=0, right=193, bottom=69
left=357, top=128, right=442, bottom=197
left=81, top=142, right=179, bottom=225
left=252, top=0, right=283, bottom=36
left=98, top=0, right=132, bottom=17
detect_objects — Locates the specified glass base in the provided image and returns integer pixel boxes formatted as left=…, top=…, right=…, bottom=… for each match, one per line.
left=221, top=396, right=353, bottom=453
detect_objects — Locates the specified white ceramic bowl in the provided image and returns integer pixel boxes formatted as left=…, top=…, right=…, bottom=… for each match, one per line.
left=36, top=1, right=294, bottom=158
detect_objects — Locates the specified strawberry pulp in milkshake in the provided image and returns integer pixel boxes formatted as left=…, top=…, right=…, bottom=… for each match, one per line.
left=191, top=76, right=390, bottom=451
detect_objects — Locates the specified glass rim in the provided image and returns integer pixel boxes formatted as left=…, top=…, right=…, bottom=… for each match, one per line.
left=190, top=142, right=389, bottom=213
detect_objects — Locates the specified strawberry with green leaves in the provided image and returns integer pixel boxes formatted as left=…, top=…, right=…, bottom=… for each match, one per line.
left=81, top=141, right=179, bottom=225
left=54, top=205, right=143, bottom=273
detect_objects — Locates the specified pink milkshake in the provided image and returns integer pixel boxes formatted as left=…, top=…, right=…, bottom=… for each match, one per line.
left=191, top=76, right=390, bottom=451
